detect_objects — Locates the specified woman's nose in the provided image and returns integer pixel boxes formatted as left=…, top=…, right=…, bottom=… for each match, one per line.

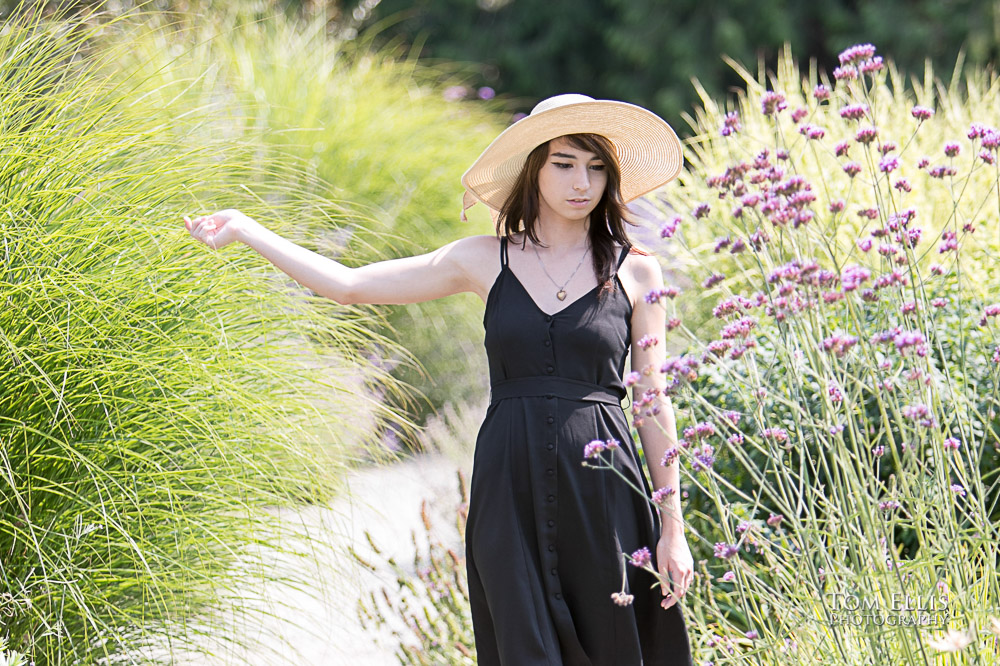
left=573, top=167, right=590, bottom=191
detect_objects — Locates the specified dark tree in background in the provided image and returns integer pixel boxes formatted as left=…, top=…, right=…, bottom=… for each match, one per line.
left=366, top=0, right=1000, bottom=129
left=6, top=0, right=998, bottom=130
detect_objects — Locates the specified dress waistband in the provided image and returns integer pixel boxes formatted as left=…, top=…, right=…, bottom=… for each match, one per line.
left=490, top=376, right=623, bottom=406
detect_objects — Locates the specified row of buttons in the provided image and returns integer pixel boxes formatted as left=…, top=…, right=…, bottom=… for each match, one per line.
left=543, top=314, right=561, bottom=602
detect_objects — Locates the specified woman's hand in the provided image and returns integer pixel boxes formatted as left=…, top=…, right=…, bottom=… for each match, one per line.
left=183, top=209, right=257, bottom=250
left=656, top=531, right=694, bottom=609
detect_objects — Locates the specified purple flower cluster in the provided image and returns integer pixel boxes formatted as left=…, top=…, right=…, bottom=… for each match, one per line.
left=690, top=443, right=716, bottom=472
left=651, top=486, right=676, bottom=506
left=713, top=542, right=740, bottom=559
left=659, top=216, right=681, bottom=239
left=901, top=403, right=935, bottom=427
left=645, top=285, right=679, bottom=303
left=629, top=546, right=652, bottom=567
left=761, top=91, right=787, bottom=116
left=637, top=334, right=659, bottom=350
left=721, top=111, right=742, bottom=137
left=822, top=333, right=859, bottom=357
left=583, top=438, right=620, bottom=459
left=839, top=103, right=868, bottom=121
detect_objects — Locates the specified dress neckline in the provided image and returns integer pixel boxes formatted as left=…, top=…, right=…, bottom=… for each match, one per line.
left=504, top=265, right=602, bottom=317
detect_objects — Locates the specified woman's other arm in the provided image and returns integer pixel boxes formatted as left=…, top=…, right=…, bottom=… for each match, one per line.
left=184, top=209, right=495, bottom=305
left=624, top=251, right=694, bottom=609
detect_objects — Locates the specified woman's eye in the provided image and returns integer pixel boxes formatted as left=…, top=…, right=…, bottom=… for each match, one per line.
left=553, top=162, right=572, bottom=169
left=590, top=164, right=606, bottom=171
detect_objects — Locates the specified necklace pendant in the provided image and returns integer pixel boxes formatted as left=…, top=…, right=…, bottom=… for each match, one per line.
left=556, top=289, right=567, bottom=301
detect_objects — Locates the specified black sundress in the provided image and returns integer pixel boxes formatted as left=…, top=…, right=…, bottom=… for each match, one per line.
left=466, top=237, right=694, bottom=665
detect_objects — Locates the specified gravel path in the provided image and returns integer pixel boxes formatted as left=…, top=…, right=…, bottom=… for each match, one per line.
left=153, top=453, right=469, bottom=665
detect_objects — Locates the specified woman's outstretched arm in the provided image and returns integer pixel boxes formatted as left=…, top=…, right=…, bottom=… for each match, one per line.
left=184, top=209, right=494, bottom=305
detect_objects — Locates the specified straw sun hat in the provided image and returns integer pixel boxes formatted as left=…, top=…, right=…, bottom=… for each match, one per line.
left=461, top=93, right=683, bottom=218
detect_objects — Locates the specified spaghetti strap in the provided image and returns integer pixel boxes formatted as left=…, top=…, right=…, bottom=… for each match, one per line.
left=499, top=236, right=509, bottom=268
left=615, top=244, right=630, bottom=270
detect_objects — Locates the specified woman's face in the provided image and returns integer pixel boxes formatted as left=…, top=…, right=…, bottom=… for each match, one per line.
left=536, top=136, right=608, bottom=224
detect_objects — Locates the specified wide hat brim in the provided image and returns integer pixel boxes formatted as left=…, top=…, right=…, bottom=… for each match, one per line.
left=461, top=95, right=683, bottom=212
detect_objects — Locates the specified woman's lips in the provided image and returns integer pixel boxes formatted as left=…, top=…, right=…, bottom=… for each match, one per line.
left=567, top=198, right=591, bottom=208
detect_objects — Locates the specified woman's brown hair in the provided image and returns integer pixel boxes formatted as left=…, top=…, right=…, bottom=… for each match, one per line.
left=496, top=133, right=643, bottom=297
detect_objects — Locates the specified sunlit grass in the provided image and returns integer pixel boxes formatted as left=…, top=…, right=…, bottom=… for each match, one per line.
left=0, top=3, right=421, bottom=662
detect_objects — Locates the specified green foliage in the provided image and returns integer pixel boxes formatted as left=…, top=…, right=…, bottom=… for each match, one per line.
left=0, top=5, right=412, bottom=663
left=367, top=0, right=1000, bottom=127
left=624, top=43, right=1000, bottom=663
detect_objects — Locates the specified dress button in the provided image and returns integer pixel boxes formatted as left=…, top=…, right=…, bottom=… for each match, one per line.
left=546, top=442, right=554, bottom=450
left=546, top=416, right=554, bottom=424
left=548, top=544, right=555, bottom=552
left=555, top=593, right=562, bottom=600
left=551, top=568, right=557, bottom=576
left=545, top=315, right=553, bottom=322
left=547, top=520, right=555, bottom=527
left=545, top=365, right=554, bottom=374
left=545, top=394, right=554, bottom=400
left=544, top=340, right=551, bottom=347
left=547, top=495, right=555, bottom=503
left=546, top=468, right=554, bottom=476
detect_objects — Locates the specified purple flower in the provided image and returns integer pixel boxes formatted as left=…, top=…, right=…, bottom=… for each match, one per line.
left=856, top=127, right=878, bottom=144
left=761, top=427, right=789, bottom=443
left=944, top=142, right=960, bottom=157
left=767, top=513, right=783, bottom=527
left=713, top=542, right=740, bottom=559
left=745, top=629, right=759, bottom=640
left=859, top=57, right=884, bottom=74
left=894, top=178, right=912, bottom=192
left=720, top=570, right=736, bottom=582
left=651, top=486, right=676, bottom=506
left=911, top=106, right=934, bottom=120
left=944, top=437, right=961, bottom=451
left=690, top=444, right=715, bottom=472
left=813, top=84, right=831, bottom=100
left=761, top=91, right=788, bottom=115
left=693, top=203, right=711, bottom=219
left=630, top=546, right=652, bottom=567
left=791, top=107, right=808, bottom=123
left=511, top=112, right=527, bottom=123
left=477, top=86, right=496, bottom=100
left=660, top=447, right=679, bottom=467
left=583, top=439, right=607, bottom=458
left=835, top=141, right=850, bottom=157
left=833, top=66, right=858, bottom=81
left=637, top=334, right=659, bottom=350
left=583, top=438, right=618, bottom=459
left=659, top=216, right=681, bottom=239
left=841, top=264, right=872, bottom=291
left=829, top=199, right=845, bottom=213
left=839, top=43, right=877, bottom=66
left=624, top=371, right=641, bottom=387
left=873, top=445, right=885, bottom=457
left=879, top=499, right=901, bottom=511
left=799, top=124, right=825, bottom=139
left=929, top=165, right=957, bottom=178
left=703, top=273, right=726, bottom=289
left=840, top=103, right=868, bottom=120
left=950, top=483, right=966, bottom=497
left=879, top=155, right=899, bottom=173
left=843, top=162, right=862, bottom=177
left=822, top=333, right=859, bottom=357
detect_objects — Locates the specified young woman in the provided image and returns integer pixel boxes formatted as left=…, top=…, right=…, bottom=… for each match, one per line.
left=184, top=93, right=695, bottom=665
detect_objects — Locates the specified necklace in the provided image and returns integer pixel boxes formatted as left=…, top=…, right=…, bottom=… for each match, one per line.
left=531, top=242, right=590, bottom=301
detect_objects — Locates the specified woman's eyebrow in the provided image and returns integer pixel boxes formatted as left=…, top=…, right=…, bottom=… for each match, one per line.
left=550, top=151, right=602, bottom=161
